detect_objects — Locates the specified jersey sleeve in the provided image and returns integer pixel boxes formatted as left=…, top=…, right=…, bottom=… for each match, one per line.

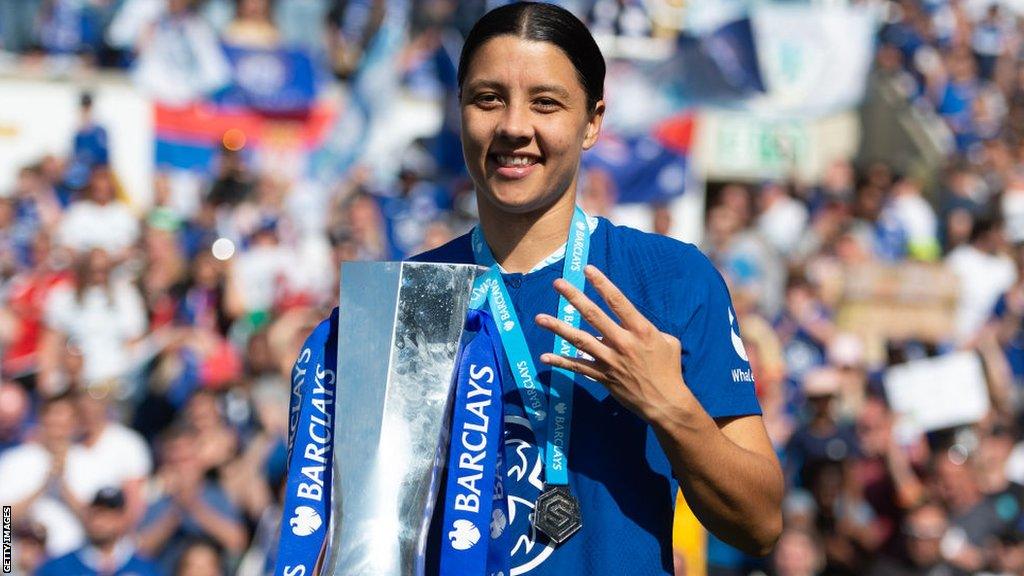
left=673, top=252, right=762, bottom=419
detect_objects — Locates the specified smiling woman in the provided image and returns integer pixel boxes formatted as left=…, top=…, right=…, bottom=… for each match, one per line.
left=409, top=2, right=783, bottom=575
left=293, top=2, right=784, bottom=575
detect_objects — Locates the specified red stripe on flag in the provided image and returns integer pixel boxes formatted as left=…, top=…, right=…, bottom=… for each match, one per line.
left=154, top=102, right=338, bottom=149
left=654, top=114, right=696, bottom=155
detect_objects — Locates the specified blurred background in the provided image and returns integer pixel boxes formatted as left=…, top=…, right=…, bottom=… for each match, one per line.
left=0, top=0, right=1022, bottom=575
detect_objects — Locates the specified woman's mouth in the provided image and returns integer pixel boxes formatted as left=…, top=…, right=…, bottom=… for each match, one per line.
left=489, top=153, right=541, bottom=179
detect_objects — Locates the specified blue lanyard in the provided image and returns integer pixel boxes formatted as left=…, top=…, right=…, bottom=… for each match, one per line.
left=469, top=206, right=591, bottom=487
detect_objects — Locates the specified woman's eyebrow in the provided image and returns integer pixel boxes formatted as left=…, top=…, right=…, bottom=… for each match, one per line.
left=463, top=80, right=571, bottom=99
left=530, top=85, right=571, bottom=99
left=464, top=79, right=505, bottom=93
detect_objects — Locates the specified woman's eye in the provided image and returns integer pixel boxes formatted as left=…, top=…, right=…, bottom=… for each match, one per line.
left=533, top=98, right=560, bottom=111
left=475, top=94, right=501, bottom=107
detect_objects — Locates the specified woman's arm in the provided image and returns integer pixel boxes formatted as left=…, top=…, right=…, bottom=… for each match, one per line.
left=652, top=411, right=783, bottom=555
left=537, top=265, right=784, bottom=555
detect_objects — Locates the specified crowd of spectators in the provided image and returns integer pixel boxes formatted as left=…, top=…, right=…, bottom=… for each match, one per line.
left=1, top=1, right=1024, bottom=576
left=701, top=1, right=1024, bottom=574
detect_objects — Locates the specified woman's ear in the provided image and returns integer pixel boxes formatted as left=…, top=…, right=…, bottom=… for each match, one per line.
left=583, top=100, right=605, bottom=151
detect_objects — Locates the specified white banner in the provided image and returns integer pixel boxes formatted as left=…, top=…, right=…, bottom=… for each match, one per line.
left=744, top=4, right=877, bottom=118
left=0, top=79, right=153, bottom=208
left=694, top=109, right=860, bottom=184
left=883, top=352, right=991, bottom=433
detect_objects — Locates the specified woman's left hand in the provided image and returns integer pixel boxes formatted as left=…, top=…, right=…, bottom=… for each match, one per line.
left=536, top=265, right=696, bottom=424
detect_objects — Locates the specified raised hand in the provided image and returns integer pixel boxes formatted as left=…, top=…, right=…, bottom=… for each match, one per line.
left=535, top=265, right=694, bottom=424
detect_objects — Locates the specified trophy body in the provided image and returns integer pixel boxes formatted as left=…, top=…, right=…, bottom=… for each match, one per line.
left=324, top=262, right=485, bottom=576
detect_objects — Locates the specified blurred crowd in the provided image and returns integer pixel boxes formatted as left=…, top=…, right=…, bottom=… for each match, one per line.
left=2, top=1, right=1024, bottom=576
left=700, top=1, right=1024, bottom=575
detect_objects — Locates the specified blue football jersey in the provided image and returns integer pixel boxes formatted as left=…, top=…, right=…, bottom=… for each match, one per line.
left=303, top=217, right=762, bottom=575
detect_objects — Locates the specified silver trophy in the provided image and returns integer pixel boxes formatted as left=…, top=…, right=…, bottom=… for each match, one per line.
left=323, top=262, right=486, bottom=575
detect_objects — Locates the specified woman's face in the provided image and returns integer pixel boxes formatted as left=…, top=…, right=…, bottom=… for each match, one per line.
left=89, top=169, right=115, bottom=204
left=460, top=36, right=603, bottom=215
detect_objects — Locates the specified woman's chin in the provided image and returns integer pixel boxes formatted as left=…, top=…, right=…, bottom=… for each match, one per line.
left=479, top=183, right=564, bottom=215
left=482, top=192, right=552, bottom=215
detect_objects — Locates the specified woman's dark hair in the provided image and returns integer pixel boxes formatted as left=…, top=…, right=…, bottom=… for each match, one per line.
left=457, top=2, right=605, bottom=112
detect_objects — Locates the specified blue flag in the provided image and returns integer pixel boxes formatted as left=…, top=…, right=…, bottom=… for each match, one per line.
left=660, top=17, right=765, bottom=103
left=214, top=43, right=320, bottom=114
left=582, top=134, right=689, bottom=204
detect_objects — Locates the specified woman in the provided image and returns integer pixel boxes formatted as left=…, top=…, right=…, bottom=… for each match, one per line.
left=42, top=248, right=147, bottom=390
left=303, top=3, right=782, bottom=574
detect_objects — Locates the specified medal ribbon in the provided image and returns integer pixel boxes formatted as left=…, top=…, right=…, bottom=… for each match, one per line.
left=470, top=206, right=591, bottom=487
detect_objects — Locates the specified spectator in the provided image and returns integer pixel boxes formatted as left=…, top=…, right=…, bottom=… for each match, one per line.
left=946, top=216, right=1017, bottom=345
left=971, top=4, right=1011, bottom=82
left=932, top=449, right=1004, bottom=572
left=340, top=191, right=389, bottom=261
left=376, top=148, right=451, bottom=259
left=57, top=165, right=140, bottom=262
left=772, top=528, right=824, bottom=576
left=0, top=393, right=86, bottom=556
left=42, top=248, right=147, bottom=388
left=784, top=368, right=859, bottom=487
left=137, top=422, right=247, bottom=572
left=866, top=501, right=966, bottom=576
left=852, top=394, right=926, bottom=556
left=991, top=241, right=1024, bottom=390
left=36, top=0, right=99, bottom=57
left=758, top=181, right=809, bottom=258
left=36, top=486, right=160, bottom=576
left=183, top=389, right=238, bottom=476
left=9, top=520, right=47, bottom=576
left=65, top=92, right=109, bottom=191
left=0, top=382, right=30, bottom=455
left=807, top=454, right=883, bottom=575
left=72, top=385, right=153, bottom=526
left=175, top=537, right=227, bottom=576
left=10, top=164, right=63, bottom=267
left=228, top=218, right=294, bottom=323
left=223, top=0, right=280, bottom=47
left=884, top=177, right=940, bottom=261
left=122, top=0, right=232, bottom=105
left=3, top=229, right=70, bottom=379
left=775, top=275, right=836, bottom=387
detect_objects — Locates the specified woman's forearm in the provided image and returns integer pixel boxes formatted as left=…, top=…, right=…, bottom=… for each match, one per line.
left=649, top=400, right=784, bottom=556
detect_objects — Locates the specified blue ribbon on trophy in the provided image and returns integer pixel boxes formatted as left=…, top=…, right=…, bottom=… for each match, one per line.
left=277, top=308, right=338, bottom=576
left=275, top=263, right=509, bottom=576
left=439, top=309, right=509, bottom=576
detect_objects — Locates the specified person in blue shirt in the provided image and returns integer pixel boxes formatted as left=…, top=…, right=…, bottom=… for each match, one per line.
left=299, top=3, right=783, bottom=574
left=36, top=487, right=160, bottom=576
left=65, top=92, right=110, bottom=191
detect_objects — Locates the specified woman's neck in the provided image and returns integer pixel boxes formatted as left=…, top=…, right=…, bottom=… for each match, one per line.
left=477, top=192, right=577, bottom=274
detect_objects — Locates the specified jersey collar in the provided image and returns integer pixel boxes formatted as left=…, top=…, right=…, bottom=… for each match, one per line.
left=472, top=212, right=599, bottom=275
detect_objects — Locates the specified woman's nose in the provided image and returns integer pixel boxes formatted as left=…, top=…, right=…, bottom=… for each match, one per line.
left=495, top=102, right=534, bottom=142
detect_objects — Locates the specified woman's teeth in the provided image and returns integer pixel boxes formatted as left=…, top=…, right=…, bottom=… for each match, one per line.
left=496, top=155, right=536, bottom=167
